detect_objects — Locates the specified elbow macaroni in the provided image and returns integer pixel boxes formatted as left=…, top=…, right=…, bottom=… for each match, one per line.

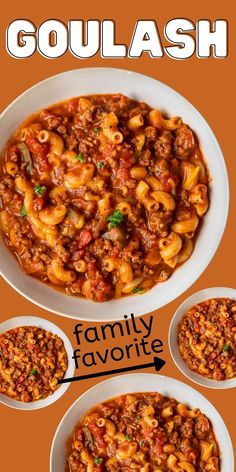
left=149, top=109, right=182, bottom=130
left=38, top=129, right=64, bottom=156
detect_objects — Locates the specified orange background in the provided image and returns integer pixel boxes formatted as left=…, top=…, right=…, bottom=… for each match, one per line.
left=0, top=0, right=236, bottom=470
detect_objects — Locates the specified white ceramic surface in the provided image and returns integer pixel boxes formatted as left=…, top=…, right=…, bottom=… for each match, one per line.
left=169, top=287, right=236, bottom=389
left=0, top=316, right=74, bottom=410
left=50, top=373, right=234, bottom=471
left=0, top=67, right=229, bottom=321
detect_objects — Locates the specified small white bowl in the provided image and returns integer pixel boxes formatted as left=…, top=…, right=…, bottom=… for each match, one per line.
left=50, top=373, right=234, bottom=472
left=0, top=68, right=229, bottom=321
left=169, top=287, right=236, bottom=389
left=0, top=316, right=74, bottom=410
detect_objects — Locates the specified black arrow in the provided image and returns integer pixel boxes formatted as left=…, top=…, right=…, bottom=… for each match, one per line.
left=58, top=356, right=166, bottom=384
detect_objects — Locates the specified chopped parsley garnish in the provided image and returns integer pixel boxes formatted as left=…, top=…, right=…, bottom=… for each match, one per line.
left=29, top=368, right=37, bottom=376
left=97, top=162, right=105, bottom=169
left=132, top=287, right=144, bottom=294
left=75, top=153, right=84, bottom=162
left=34, top=184, right=46, bottom=196
left=107, top=210, right=124, bottom=229
left=223, top=344, right=230, bottom=351
left=20, top=204, right=27, bottom=217
left=94, top=127, right=100, bottom=134
left=210, top=321, right=215, bottom=326
left=124, top=434, right=131, bottom=441
left=139, top=440, right=145, bottom=447
left=94, top=457, right=102, bottom=465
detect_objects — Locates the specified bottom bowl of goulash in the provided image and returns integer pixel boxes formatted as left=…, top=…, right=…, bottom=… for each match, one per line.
left=169, top=287, right=236, bottom=390
left=0, top=316, right=74, bottom=410
left=50, top=373, right=234, bottom=471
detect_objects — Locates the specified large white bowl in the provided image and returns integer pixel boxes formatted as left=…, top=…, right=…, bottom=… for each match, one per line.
left=169, top=287, right=236, bottom=389
left=0, top=316, right=74, bottom=410
left=0, top=68, right=229, bottom=321
left=50, top=373, right=234, bottom=471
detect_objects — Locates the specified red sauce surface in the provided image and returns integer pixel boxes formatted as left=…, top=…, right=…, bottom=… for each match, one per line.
left=66, top=392, right=220, bottom=471
left=0, top=94, right=209, bottom=301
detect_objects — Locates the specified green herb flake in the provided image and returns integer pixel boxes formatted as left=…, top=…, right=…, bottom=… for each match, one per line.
left=124, top=434, right=131, bottom=441
left=20, top=204, right=27, bottom=217
left=94, top=457, right=102, bottom=465
left=107, top=210, right=124, bottom=229
left=29, top=368, right=37, bottom=376
left=223, top=344, right=230, bottom=351
left=97, top=162, right=105, bottom=169
left=75, top=153, right=84, bottom=163
left=34, top=184, right=46, bottom=196
left=132, top=287, right=144, bottom=294
left=94, top=127, right=100, bottom=134
left=139, top=440, right=145, bottom=447
left=210, top=322, right=215, bottom=326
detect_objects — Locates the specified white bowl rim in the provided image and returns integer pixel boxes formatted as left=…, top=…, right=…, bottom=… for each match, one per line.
left=0, top=315, right=74, bottom=410
left=169, top=287, right=236, bottom=390
left=0, top=67, right=229, bottom=321
left=49, top=372, right=234, bottom=472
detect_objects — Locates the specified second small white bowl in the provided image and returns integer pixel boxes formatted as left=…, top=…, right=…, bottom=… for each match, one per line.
left=169, top=287, right=236, bottom=389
